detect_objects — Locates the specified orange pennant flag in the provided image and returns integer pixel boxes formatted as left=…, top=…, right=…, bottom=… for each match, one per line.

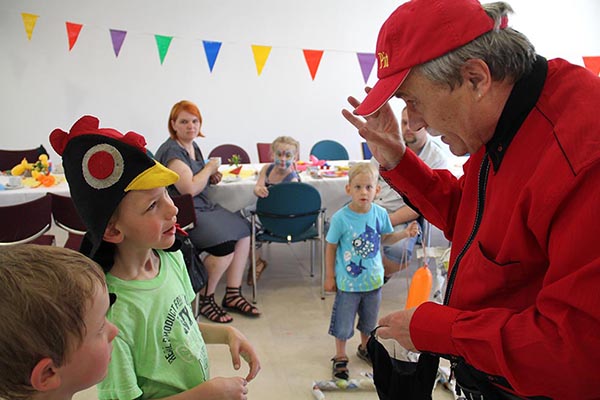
left=251, top=45, right=272, bottom=76
left=66, top=22, right=83, bottom=51
left=583, top=56, right=600, bottom=76
left=303, top=49, right=324, bottom=80
left=21, top=13, right=39, bottom=40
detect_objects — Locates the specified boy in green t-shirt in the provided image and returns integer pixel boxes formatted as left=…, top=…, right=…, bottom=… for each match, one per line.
left=50, top=115, right=260, bottom=400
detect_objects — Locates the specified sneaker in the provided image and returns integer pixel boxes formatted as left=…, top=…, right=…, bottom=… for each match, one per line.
left=331, top=356, right=349, bottom=380
left=357, top=344, right=371, bottom=365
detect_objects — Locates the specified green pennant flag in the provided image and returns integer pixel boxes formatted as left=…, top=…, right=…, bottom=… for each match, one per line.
left=154, top=35, right=173, bottom=65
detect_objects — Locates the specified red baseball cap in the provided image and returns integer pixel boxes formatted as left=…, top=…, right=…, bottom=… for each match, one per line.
left=354, top=0, right=498, bottom=116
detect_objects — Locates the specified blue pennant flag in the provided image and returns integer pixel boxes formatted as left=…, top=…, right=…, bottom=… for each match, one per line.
left=202, top=40, right=222, bottom=73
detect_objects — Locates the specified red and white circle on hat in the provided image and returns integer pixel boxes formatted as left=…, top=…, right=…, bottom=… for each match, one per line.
left=82, top=144, right=124, bottom=189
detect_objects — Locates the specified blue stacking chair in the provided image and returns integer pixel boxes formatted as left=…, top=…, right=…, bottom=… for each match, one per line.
left=310, top=140, right=349, bottom=161
left=250, top=182, right=326, bottom=302
left=361, top=142, right=373, bottom=159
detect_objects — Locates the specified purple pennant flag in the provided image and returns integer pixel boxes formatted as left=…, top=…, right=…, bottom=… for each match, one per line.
left=110, top=29, right=127, bottom=57
left=357, top=52, right=376, bottom=84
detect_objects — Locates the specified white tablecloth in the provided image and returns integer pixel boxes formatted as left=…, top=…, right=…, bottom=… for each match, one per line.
left=0, top=175, right=70, bottom=206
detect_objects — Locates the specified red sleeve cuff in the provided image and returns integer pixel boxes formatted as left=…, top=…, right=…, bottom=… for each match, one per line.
left=411, top=301, right=460, bottom=355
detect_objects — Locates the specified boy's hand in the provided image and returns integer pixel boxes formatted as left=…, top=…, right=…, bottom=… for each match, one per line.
left=202, top=376, right=249, bottom=400
left=227, top=327, right=261, bottom=382
left=253, top=185, right=269, bottom=198
left=324, top=276, right=337, bottom=292
left=405, top=221, right=420, bottom=238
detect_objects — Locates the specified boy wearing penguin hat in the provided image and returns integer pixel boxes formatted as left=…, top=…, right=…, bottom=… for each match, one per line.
left=50, top=115, right=260, bottom=399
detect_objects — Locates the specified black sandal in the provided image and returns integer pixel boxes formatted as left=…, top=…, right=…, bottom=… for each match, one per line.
left=331, top=356, right=349, bottom=380
left=221, top=286, right=261, bottom=317
left=198, top=293, right=233, bottom=323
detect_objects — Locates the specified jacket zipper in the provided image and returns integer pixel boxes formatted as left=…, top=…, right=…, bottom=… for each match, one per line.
left=445, top=155, right=490, bottom=387
left=443, top=154, right=490, bottom=306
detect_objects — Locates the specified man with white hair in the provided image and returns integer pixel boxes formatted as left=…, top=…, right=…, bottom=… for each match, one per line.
left=343, top=0, right=600, bottom=398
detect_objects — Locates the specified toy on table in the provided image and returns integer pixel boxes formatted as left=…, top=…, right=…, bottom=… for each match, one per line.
left=10, top=154, right=59, bottom=187
left=296, top=155, right=331, bottom=172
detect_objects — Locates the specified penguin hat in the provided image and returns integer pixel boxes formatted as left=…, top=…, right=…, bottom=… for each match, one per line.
left=50, top=115, right=179, bottom=263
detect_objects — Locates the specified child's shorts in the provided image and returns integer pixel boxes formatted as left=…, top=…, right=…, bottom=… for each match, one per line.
left=328, top=288, right=382, bottom=340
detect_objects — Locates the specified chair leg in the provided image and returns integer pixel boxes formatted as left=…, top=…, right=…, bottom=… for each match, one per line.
left=251, top=216, right=258, bottom=304
left=310, top=241, right=315, bottom=277
left=320, top=212, right=326, bottom=300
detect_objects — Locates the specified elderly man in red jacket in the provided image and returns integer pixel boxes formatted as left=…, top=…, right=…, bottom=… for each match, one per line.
left=343, top=0, right=600, bottom=398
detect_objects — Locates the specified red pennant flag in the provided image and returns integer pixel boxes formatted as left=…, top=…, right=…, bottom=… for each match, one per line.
left=303, top=49, right=324, bottom=80
left=583, top=56, right=600, bottom=76
left=66, top=22, right=83, bottom=51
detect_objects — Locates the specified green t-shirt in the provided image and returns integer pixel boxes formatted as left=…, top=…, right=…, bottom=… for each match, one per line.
left=97, top=250, right=210, bottom=400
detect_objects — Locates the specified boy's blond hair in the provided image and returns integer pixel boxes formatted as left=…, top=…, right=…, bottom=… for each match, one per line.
left=348, top=162, right=379, bottom=183
left=0, top=244, right=106, bottom=400
left=271, top=136, right=300, bottom=158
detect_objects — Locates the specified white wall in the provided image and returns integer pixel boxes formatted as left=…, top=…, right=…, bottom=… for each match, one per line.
left=1, top=0, right=599, bottom=163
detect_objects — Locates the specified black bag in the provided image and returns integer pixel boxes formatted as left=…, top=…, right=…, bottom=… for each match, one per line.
left=168, top=229, right=208, bottom=293
left=367, top=328, right=439, bottom=400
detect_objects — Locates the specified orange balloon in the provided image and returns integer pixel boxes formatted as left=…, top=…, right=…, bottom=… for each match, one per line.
left=405, top=265, right=432, bottom=309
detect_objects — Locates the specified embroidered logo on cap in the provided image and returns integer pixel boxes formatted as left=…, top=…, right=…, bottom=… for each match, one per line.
left=377, top=52, right=389, bottom=69
left=82, top=143, right=124, bottom=189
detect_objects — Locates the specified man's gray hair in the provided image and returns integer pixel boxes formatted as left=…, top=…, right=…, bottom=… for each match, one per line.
left=418, top=2, right=537, bottom=89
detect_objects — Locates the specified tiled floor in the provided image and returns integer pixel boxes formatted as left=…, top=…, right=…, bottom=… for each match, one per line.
left=74, top=238, right=455, bottom=400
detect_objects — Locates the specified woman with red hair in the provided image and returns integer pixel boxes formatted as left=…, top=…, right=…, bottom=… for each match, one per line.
left=156, top=100, right=259, bottom=323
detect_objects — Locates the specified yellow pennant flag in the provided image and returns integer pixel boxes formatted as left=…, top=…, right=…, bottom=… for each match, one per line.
left=251, top=45, right=272, bottom=76
left=21, top=13, right=39, bottom=40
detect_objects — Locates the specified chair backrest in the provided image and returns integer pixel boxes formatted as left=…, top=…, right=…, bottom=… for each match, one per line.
left=208, top=144, right=251, bottom=164
left=171, top=194, right=197, bottom=231
left=50, top=193, right=87, bottom=234
left=256, top=142, right=272, bottom=163
left=256, top=182, right=322, bottom=238
left=0, top=145, right=48, bottom=171
left=310, top=140, right=349, bottom=161
left=50, top=193, right=86, bottom=250
left=361, top=142, right=373, bottom=160
left=0, top=194, right=53, bottom=245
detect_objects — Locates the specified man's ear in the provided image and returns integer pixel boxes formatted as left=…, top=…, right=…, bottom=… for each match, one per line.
left=30, top=358, right=61, bottom=392
left=461, top=59, right=492, bottom=97
left=103, top=221, right=123, bottom=244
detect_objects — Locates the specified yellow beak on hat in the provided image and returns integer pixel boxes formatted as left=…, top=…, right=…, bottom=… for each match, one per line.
left=125, top=161, right=179, bottom=191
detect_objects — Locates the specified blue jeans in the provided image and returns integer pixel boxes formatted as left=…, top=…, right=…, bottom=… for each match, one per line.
left=328, top=288, right=382, bottom=340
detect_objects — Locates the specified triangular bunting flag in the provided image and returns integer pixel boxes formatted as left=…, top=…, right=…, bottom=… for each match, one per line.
left=583, top=56, right=600, bottom=76
left=251, top=45, right=272, bottom=76
left=155, top=35, right=173, bottom=65
left=66, top=22, right=83, bottom=51
left=303, top=49, right=324, bottom=81
left=21, top=13, right=39, bottom=41
left=110, top=29, right=127, bottom=57
left=357, top=52, right=376, bottom=84
left=203, top=40, right=222, bottom=73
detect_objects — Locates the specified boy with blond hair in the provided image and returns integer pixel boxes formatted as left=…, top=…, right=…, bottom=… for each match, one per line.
left=325, top=162, right=418, bottom=380
left=50, top=115, right=260, bottom=400
left=0, top=244, right=118, bottom=400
